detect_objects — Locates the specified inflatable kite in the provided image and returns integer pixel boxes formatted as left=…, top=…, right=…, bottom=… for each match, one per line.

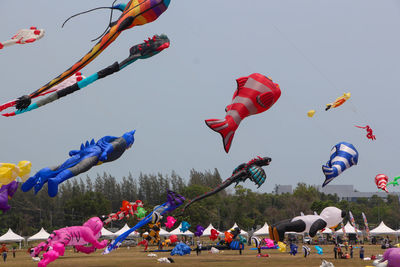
left=224, top=231, right=233, bottom=243
left=171, top=242, right=191, bottom=256
left=2, top=35, right=170, bottom=117
left=0, top=181, right=19, bottom=214
left=103, top=200, right=146, bottom=225
left=143, top=222, right=161, bottom=244
left=355, top=125, right=376, bottom=140
left=103, top=190, right=185, bottom=254
left=30, top=217, right=107, bottom=267
left=307, top=109, right=316, bottom=117
left=348, top=211, right=360, bottom=240
left=269, top=207, right=345, bottom=242
left=0, top=0, right=170, bottom=112
left=169, top=235, right=178, bottom=244
left=315, top=245, right=323, bottom=255
left=388, top=176, right=400, bottom=187
left=374, top=248, right=400, bottom=267
left=0, top=161, right=31, bottom=186
left=375, top=174, right=389, bottom=193
left=21, top=130, right=136, bottom=197
left=322, top=142, right=359, bottom=187
left=195, top=225, right=205, bottom=237
left=320, top=260, right=335, bottom=267
left=165, top=216, right=176, bottom=229
left=251, top=236, right=260, bottom=248
left=210, top=229, right=219, bottom=241
left=230, top=240, right=244, bottom=250
left=205, top=73, right=281, bottom=153
left=278, top=242, right=286, bottom=252
left=138, top=239, right=148, bottom=251
left=362, top=212, right=371, bottom=241
left=289, top=243, right=298, bottom=256
left=181, top=156, right=271, bottom=213
left=0, top=27, right=44, bottom=49
left=325, top=92, right=350, bottom=111
left=180, top=221, right=190, bottom=233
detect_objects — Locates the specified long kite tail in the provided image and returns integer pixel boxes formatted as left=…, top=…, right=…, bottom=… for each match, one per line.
left=2, top=34, right=170, bottom=117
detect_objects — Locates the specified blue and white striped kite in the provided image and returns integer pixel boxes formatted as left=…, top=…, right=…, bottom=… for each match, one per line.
left=322, top=142, right=359, bottom=187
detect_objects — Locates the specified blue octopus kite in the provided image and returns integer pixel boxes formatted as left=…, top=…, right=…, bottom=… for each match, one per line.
left=21, top=130, right=136, bottom=197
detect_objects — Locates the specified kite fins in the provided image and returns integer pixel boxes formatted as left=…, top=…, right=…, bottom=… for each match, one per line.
left=256, top=91, right=274, bottom=109
left=205, top=118, right=236, bottom=153
left=325, top=104, right=332, bottom=111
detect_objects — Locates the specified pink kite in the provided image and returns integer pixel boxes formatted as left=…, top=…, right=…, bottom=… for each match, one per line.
left=165, top=216, right=176, bottom=229
left=264, top=238, right=275, bottom=248
left=355, top=125, right=376, bottom=140
left=30, top=217, right=108, bottom=267
left=0, top=27, right=44, bottom=49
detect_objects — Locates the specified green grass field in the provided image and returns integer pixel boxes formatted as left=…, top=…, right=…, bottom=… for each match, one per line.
left=0, top=245, right=385, bottom=267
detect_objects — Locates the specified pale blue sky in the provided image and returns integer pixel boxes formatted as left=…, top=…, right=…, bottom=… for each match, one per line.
left=1, top=0, right=400, bottom=193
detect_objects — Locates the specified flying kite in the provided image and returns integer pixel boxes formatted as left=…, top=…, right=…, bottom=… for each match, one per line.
left=0, top=27, right=44, bottom=49
left=355, top=125, right=376, bottom=140
left=21, top=130, right=136, bottom=197
left=210, top=229, right=219, bottom=241
left=103, top=190, right=185, bottom=254
left=195, top=225, right=205, bottom=237
left=29, top=217, right=108, bottom=267
left=375, top=174, right=389, bottom=193
left=180, top=221, right=191, bottom=233
left=388, top=176, right=400, bottom=187
left=103, top=200, right=146, bottom=225
left=205, top=73, right=281, bottom=153
left=165, top=216, right=176, bottom=229
left=307, top=110, right=316, bottom=117
left=322, top=142, right=359, bottom=187
left=0, top=0, right=171, bottom=112
left=325, top=92, right=351, bottom=111
left=2, top=35, right=170, bottom=117
left=181, top=156, right=271, bottom=213
left=0, top=161, right=31, bottom=186
left=0, top=181, right=19, bottom=214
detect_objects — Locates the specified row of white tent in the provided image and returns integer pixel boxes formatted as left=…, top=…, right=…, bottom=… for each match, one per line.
left=0, top=222, right=249, bottom=244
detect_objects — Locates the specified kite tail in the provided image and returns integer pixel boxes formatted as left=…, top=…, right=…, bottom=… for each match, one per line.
left=205, top=118, right=236, bottom=153
left=321, top=165, right=338, bottom=187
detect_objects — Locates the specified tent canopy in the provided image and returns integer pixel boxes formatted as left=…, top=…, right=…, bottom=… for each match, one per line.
left=159, top=228, right=170, bottom=237
left=113, top=224, right=139, bottom=237
left=0, top=229, right=24, bottom=242
left=169, top=223, right=194, bottom=236
left=335, top=222, right=362, bottom=235
left=370, top=222, right=397, bottom=235
left=28, top=228, right=50, bottom=241
left=253, top=223, right=269, bottom=236
left=101, top=227, right=115, bottom=238
left=202, top=224, right=223, bottom=236
left=228, top=223, right=248, bottom=236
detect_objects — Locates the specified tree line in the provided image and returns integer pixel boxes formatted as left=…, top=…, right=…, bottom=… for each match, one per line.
left=2, top=169, right=399, bottom=236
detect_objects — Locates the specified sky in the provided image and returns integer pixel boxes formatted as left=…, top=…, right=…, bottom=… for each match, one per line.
left=1, top=0, right=400, bottom=194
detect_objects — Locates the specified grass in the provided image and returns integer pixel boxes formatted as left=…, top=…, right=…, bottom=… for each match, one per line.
left=1, top=244, right=384, bottom=267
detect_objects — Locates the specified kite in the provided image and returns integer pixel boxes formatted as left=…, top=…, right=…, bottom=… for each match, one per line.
left=264, top=238, right=275, bottom=248
left=143, top=222, right=161, bottom=244
left=325, top=92, right=350, bottom=111
left=21, top=130, right=136, bottom=197
left=195, top=225, right=205, bottom=237
left=348, top=211, right=360, bottom=240
left=103, top=190, right=185, bottom=254
left=2, top=35, right=170, bottom=117
left=278, top=242, right=286, bottom=253
left=181, top=156, right=271, bottom=213
left=169, top=235, right=178, bottom=244
left=0, top=161, right=31, bottom=186
left=322, top=142, right=359, bottom=187
left=289, top=243, right=298, bottom=256
left=170, top=242, right=191, bottom=256
left=374, top=248, right=400, bottom=267
left=388, top=176, right=400, bottom=187
left=320, top=260, right=335, bottom=267
left=224, top=232, right=233, bottom=243
left=0, top=181, right=18, bottom=214
left=375, top=174, right=389, bottom=193
left=29, top=217, right=108, bottom=267
left=0, top=0, right=171, bottom=112
left=210, top=229, right=219, bottom=241
left=205, top=73, right=281, bottom=153
left=138, top=240, right=148, bottom=251
left=302, top=245, right=311, bottom=257
left=0, top=27, right=44, bottom=49
left=269, top=207, right=345, bottom=242
left=251, top=236, right=260, bottom=248
left=103, top=200, right=146, bottom=225
left=165, top=216, right=176, bottom=229
left=355, top=125, right=376, bottom=140
left=362, top=212, right=370, bottom=241
left=307, top=109, right=316, bottom=117
left=315, top=245, right=323, bottom=255
left=180, top=221, right=190, bottom=233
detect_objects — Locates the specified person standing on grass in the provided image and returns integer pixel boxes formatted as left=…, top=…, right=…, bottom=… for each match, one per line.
left=0, top=244, right=8, bottom=262
left=359, top=246, right=364, bottom=259
left=12, top=247, right=15, bottom=258
left=350, top=245, right=353, bottom=258
left=333, top=244, right=338, bottom=259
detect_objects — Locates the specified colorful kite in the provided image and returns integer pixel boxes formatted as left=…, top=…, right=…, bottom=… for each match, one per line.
left=205, top=73, right=281, bottom=153
left=307, top=109, right=316, bottom=117
left=165, top=216, right=176, bottom=229
left=103, top=200, right=146, bottom=225
left=21, top=130, right=136, bottom=197
left=210, top=229, right=219, bottom=241
left=181, top=156, right=271, bottom=213
left=0, top=0, right=170, bottom=112
left=362, top=212, right=370, bottom=241
left=29, top=217, right=107, bottom=267
left=375, top=174, right=389, bottom=193
left=0, top=161, right=31, bottom=186
left=180, top=221, right=191, bottom=233
left=0, top=181, right=18, bottom=214
left=195, top=225, right=205, bottom=237
left=103, top=190, right=185, bottom=254
left=2, top=35, right=170, bottom=117
left=0, top=27, right=44, bottom=49
left=143, top=222, right=161, bottom=244
left=355, top=125, right=376, bottom=140
left=325, top=92, right=350, bottom=111
left=388, top=176, right=400, bottom=187
left=348, top=211, right=360, bottom=240
left=322, top=142, right=359, bottom=187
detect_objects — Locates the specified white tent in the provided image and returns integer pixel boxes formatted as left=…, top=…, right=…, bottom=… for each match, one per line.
left=113, top=224, right=139, bottom=238
left=228, top=223, right=248, bottom=237
left=202, top=224, right=223, bottom=237
left=335, top=222, right=362, bottom=235
left=0, top=229, right=24, bottom=248
left=253, top=223, right=269, bottom=236
left=159, top=228, right=170, bottom=237
left=28, top=228, right=50, bottom=242
left=101, top=227, right=115, bottom=238
left=169, top=223, right=194, bottom=236
left=370, top=222, right=397, bottom=235
left=321, top=228, right=333, bottom=234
